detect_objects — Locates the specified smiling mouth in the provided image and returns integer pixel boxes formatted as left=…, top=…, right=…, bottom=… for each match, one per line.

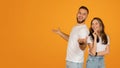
left=78, top=16, right=83, bottom=19
left=78, top=17, right=83, bottom=20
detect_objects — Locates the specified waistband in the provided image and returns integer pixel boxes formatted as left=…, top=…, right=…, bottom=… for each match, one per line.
left=89, top=54, right=104, bottom=58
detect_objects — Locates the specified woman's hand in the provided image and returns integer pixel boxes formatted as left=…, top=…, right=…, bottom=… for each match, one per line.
left=93, top=32, right=97, bottom=39
left=93, top=29, right=98, bottom=39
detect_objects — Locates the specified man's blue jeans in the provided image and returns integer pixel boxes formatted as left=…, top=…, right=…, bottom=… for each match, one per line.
left=66, top=61, right=83, bottom=68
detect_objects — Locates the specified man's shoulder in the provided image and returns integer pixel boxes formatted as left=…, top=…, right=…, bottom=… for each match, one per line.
left=80, top=26, right=89, bottom=31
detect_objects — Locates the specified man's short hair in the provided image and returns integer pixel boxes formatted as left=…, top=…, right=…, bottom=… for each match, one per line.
left=79, top=6, right=89, bottom=14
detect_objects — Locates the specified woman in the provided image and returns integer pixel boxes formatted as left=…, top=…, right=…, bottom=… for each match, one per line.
left=86, top=17, right=110, bottom=68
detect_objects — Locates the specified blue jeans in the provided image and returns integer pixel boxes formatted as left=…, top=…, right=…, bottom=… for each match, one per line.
left=66, top=61, right=83, bottom=68
left=86, top=55, right=105, bottom=68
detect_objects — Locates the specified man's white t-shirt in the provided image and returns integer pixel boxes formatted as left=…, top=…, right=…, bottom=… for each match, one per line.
left=87, top=35, right=110, bottom=52
left=66, top=24, right=89, bottom=63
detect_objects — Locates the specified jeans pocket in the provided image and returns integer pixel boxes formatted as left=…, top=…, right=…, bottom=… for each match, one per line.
left=87, top=58, right=94, bottom=63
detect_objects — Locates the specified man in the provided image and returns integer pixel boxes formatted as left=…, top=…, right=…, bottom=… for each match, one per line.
left=52, top=6, right=89, bottom=68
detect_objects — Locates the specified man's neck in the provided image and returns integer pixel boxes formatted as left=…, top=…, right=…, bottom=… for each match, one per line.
left=77, top=22, right=85, bottom=26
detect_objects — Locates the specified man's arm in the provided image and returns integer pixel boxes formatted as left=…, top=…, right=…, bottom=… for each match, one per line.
left=78, top=38, right=87, bottom=50
left=52, top=28, right=69, bottom=41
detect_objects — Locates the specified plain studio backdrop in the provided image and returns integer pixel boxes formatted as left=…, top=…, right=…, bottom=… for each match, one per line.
left=0, top=0, right=120, bottom=68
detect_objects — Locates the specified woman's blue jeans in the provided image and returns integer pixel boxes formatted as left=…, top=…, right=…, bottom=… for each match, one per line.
left=86, top=55, right=105, bottom=68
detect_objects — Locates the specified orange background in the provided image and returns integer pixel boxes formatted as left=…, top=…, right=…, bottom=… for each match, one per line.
left=0, top=0, right=120, bottom=68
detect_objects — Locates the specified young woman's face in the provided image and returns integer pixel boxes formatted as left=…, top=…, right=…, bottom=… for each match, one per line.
left=91, top=19, right=101, bottom=32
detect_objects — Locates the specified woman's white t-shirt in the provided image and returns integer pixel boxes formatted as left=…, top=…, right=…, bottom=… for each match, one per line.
left=87, top=35, right=110, bottom=52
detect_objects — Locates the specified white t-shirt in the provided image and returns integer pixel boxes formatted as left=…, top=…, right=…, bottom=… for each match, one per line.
left=87, top=35, right=110, bottom=52
left=66, top=24, right=89, bottom=63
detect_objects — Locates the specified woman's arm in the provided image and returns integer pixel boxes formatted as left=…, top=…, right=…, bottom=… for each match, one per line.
left=88, top=43, right=97, bottom=56
left=97, top=45, right=110, bottom=56
left=88, top=35, right=97, bottom=56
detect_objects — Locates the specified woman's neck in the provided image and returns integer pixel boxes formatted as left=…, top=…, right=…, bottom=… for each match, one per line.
left=96, top=31, right=101, bottom=37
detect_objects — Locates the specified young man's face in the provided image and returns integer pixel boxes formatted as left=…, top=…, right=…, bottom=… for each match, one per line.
left=77, top=9, right=88, bottom=24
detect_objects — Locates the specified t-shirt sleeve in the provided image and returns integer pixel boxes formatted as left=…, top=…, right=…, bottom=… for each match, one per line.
left=87, top=36, right=93, bottom=44
left=78, top=28, right=89, bottom=39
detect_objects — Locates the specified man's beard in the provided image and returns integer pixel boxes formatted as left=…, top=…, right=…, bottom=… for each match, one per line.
left=77, top=17, right=86, bottom=24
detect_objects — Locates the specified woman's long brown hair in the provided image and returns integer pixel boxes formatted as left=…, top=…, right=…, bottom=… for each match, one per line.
left=89, top=17, right=108, bottom=44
